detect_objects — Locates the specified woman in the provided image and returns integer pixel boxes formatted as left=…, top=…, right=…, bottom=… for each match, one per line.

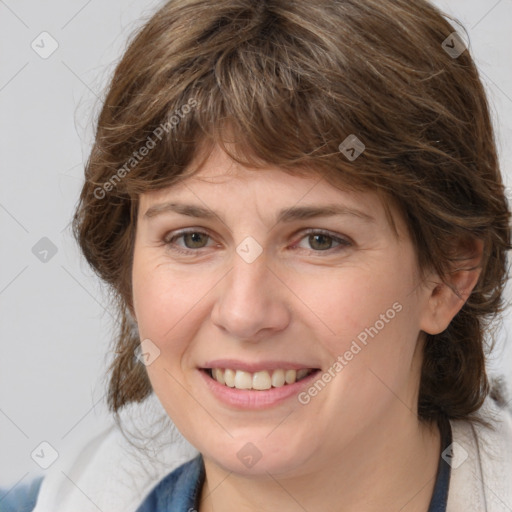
left=4, top=0, right=511, bottom=510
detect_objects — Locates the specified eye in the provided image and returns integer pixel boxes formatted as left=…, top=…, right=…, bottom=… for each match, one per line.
left=164, top=229, right=214, bottom=253
left=293, top=230, right=351, bottom=252
left=163, top=228, right=351, bottom=256
left=180, top=231, right=210, bottom=249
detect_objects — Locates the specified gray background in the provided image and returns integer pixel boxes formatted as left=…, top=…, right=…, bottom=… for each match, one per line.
left=1, top=0, right=511, bottom=489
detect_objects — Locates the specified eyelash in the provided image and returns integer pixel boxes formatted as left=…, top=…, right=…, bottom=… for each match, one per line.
left=163, top=228, right=352, bottom=256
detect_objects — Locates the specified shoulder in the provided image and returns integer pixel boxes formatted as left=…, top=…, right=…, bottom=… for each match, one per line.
left=31, top=396, right=198, bottom=512
left=447, top=395, right=512, bottom=512
left=136, top=455, right=204, bottom=512
left=0, top=476, right=44, bottom=512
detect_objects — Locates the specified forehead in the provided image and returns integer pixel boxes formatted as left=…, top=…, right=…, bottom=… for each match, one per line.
left=137, top=145, right=406, bottom=240
left=141, top=147, right=376, bottom=210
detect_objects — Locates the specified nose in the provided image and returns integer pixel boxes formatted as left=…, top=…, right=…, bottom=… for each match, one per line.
left=210, top=253, right=291, bottom=342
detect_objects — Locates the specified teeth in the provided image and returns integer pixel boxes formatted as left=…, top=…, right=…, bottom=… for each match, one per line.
left=271, top=369, right=285, bottom=387
left=296, top=369, right=309, bottom=380
left=285, top=369, right=296, bottom=384
left=224, top=368, right=235, bottom=388
left=209, top=368, right=314, bottom=390
left=252, top=371, right=272, bottom=390
left=213, top=368, right=225, bottom=385
left=234, top=370, right=253, bottom=389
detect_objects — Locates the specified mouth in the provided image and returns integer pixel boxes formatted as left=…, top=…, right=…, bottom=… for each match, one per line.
left=202, top=367, right=320, bottom=391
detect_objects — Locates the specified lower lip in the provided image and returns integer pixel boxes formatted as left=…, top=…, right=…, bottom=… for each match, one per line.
left=198, top=369, right=321, bottom=410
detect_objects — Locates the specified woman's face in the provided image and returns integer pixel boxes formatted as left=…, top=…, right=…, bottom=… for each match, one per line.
left=132, top=145, right=435, bottom=477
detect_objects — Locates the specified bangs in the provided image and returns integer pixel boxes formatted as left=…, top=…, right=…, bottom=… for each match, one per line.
left=94, top=2, right=406, bottom=198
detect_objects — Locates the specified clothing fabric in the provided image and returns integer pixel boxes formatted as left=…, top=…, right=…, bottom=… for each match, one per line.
left=134, top=455, right=204, bottom=512
left=1, top=394, right=510, bottom=512
left=0, top=476, right=43, bottom=512
left=428, top=417, right=453, bottom=512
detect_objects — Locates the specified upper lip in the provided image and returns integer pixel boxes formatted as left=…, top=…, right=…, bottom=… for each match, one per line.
left=201, top=359, right=320, bottom=373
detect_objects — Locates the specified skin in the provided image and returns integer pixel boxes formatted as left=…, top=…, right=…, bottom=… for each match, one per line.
left=131, top=145, right=481, bottom=512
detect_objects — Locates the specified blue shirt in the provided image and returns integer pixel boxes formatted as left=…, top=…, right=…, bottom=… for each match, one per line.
left=0, top=476, right=43, bottom=512
left=0, top=420, right=451, bottom=511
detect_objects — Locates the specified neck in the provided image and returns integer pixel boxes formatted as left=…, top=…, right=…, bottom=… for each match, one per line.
left=198, top=409, right=441, bottom=512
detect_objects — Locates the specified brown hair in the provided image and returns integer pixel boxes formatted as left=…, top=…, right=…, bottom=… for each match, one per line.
left=73, top=0, right=510, bottom=423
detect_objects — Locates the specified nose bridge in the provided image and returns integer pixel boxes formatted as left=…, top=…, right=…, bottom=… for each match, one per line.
left=211, top=251, right=290, bottom=340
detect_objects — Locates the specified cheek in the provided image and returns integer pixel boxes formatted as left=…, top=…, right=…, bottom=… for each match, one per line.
left=290, top=261, right=422, bottom=393
left=131, top=260, right=208, bottom=418
left=131, top=257, right=218, bottom=360
left=291, top=264, right=417, bottom=342
left=132, top=270, right=176, bottom=340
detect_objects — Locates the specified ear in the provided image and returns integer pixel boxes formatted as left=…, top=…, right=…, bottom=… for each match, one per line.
left=419, top=238, right=484, bottom=335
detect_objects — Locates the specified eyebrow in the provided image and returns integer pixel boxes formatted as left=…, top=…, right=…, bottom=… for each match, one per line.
left=143, top=202, right=375, bottom=224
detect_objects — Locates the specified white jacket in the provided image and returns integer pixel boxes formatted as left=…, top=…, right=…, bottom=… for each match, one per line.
left=33, top=394, right=512, bottom=512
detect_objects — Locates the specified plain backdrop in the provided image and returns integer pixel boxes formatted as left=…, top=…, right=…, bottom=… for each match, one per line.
left=1, top=0, right=511, bottom=489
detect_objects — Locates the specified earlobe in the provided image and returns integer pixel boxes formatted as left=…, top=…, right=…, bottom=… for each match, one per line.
left=420, top=238, right=483, bottom=335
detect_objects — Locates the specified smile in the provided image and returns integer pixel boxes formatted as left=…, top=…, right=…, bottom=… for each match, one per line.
left=205, top=368, right=317, bottom=390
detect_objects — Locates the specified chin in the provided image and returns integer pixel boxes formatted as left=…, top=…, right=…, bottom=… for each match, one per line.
left=201, top=434, right=316, bottom=478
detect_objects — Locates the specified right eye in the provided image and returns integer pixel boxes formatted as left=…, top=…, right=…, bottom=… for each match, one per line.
left=164, top=229, right=215, bottom=254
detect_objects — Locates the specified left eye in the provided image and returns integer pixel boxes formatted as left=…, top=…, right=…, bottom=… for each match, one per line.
left=180, top=232, right=210, bottom=249
left=295, top=232, right=350, bottom=251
